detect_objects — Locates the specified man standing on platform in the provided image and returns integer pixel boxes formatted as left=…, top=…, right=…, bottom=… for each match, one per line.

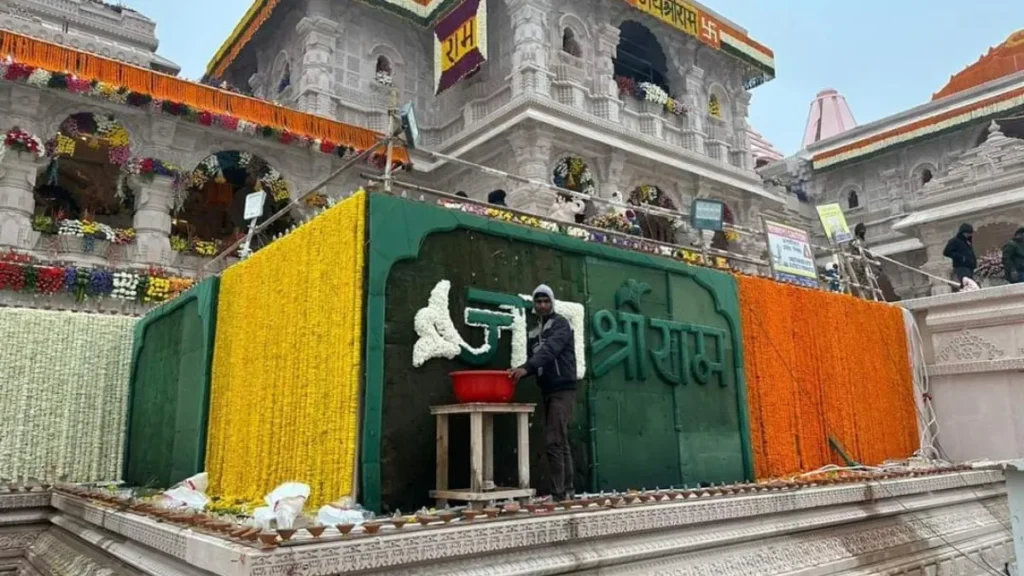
left=508, top=285, right=578, bottom=502
left=943, top=223, right=977, bottom=287
left=1003, top=227, right=1024, bottom=284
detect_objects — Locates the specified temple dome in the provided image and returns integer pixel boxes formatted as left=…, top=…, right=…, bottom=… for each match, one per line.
left=802, top=88, right=857, bottom=148
left=933, top=30, right=1024, bottom=100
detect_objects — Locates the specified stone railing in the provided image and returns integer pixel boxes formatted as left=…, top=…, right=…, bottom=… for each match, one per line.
left=0, top=471, right=1011, bottom=575
left=902, top=283, right=1024, bottom=462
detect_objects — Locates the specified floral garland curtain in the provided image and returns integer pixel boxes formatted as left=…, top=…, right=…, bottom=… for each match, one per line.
left=205, top=192, right=366, bottom=506
left=736, top=275, right=918, bottom=478
left=0, top=308, right=135, bottom=482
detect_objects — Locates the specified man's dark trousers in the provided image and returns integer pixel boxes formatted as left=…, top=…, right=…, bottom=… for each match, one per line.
left=542, top=389, right=574, bottom=500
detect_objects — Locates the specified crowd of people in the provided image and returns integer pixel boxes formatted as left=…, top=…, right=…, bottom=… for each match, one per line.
left=943, top=223, right=1024, bottom=288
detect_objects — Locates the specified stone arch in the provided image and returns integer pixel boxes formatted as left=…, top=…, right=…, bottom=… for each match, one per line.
left=551, top=154, right=597, bottom=196
left=31, top=112, right=137, bottom=240
left=706, top=82, right=729, bottom=121
left=174, top=150, right=296, bottom=255
left=558, top=13, right=590, bottom=58
left=910, top=162, right=937, bottom=192
left=269, top=50, right=293, bottom=96
left=839, top=185, right=862, bottom=210
left=627, top=183, right=680, bottom=242
left=368, top=43, right=403, bottom=88
left=614, top=20, right=669, bottom=91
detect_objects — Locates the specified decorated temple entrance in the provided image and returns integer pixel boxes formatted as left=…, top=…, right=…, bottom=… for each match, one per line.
left=173, top=151, right=293, bottom=257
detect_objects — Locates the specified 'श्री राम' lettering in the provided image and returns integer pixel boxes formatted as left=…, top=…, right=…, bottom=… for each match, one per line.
left=590, top=279, right=728, bottom=387
left=441, top=17, right=478, bottom=72
left=634, top=0, right=700, bottom=38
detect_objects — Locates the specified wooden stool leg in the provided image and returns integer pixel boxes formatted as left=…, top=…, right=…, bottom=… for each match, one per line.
left=435, top=414, right=449, bottom=509
left=517, top=412, right=530, bottom=491
left=470, top=412, right=484, bottom=495
left=483, top=414, right=494, bottom=491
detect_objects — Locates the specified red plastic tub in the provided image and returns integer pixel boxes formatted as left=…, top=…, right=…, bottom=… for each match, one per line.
left=450, top=371, right=516, bottom=403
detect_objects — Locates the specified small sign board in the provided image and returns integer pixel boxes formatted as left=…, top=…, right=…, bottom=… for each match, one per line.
left=690, top=198, right=725, bottom=231
left=401, top=102, right=419, bottom=149
left=244, top=191, right=267, bottom=221
left=763, top=220, right=819, bottom=288
left=815, top=203, right=853, bottom=244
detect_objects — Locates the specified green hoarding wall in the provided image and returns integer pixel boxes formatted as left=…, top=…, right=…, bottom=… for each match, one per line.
left=363, top=195, right=752, bottom=512
left=123, top=277, right=219, bottom=488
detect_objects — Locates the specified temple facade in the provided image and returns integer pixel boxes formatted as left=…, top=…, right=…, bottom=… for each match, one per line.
left=765, top=30, right=1024, bottom=298
left=0, top=2, right=395, bottom=311
left=208, top=0, right=787, bottom=244
left=0, top=0, right=789, bottom=311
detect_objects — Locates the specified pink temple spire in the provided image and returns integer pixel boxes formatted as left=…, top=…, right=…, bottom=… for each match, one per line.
left=802, top=88, right=857, bottom=148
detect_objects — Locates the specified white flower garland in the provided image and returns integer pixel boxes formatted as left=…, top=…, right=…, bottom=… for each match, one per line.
left=638, top=82, right=669, bottom=105
left=412, top=280, right=587, bottom=378
left=0, top=308, right=135, bottom=482
left=111, top=272, right=140, bottom=300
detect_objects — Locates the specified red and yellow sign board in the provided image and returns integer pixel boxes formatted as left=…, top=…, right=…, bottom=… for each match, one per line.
left=624, top=0, right=721, bottom=49
left=434, top=0, right=488, bottom=95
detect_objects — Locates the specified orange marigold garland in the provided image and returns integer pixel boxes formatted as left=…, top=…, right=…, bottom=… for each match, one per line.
left=736, top=275, right=918, bottom=479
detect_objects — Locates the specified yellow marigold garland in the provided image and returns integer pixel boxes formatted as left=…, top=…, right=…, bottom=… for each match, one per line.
left=205, top=192, right=365, bottom=506
left=736, top=275, right=918, bottom=479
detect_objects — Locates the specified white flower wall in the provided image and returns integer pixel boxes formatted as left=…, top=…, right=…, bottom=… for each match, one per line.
left=0, top=308, right=136, bottom=482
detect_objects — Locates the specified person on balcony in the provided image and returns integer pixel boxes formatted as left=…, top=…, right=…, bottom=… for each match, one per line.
left=943, top=223, right=977, bottom=286
left=1002, top=227, right=1024, bottom=284
left=508, top=284, right=578, bottom=503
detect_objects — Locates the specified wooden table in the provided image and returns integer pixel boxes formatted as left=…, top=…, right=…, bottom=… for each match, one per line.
left=429, top=403, right=536, bottom=508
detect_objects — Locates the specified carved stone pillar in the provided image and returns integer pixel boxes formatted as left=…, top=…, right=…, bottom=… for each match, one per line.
left=682, top=66, right=706, bottom=153
left=296, top=15, right=340, bottom=118
left=505, top=0, right=553, bottom=99
left=248, top=72, right=268, bottom=100
left=592, top=23, right=622, bottom=123
left=132, top=174, right=175, bottom=265
left=506, top=125, right=553, bottom=213
left=597, top=150, right=626, bottom=200
left=730, top=91, right=753, bottom=170
left=0, top=152, right=44, bottom=248
left=920, top=227, right=955, bottom=294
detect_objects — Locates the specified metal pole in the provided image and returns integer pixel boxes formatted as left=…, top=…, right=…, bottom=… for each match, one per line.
left=381, top=88, right=399, bottom=194
left=200, top=140, right=387, bottom=274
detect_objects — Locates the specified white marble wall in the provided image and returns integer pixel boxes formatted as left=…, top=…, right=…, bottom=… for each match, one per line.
left=903, top=284, right=1024, bottom=462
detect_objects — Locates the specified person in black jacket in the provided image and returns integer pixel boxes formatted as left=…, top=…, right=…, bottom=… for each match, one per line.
left=943, top=223, right=977, bottom=285
left=1003, top=227, right=1024, bottom=283
left=508, top=284, right=577, bottom=502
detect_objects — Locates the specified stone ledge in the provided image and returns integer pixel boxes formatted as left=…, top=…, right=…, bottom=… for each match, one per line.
left=36, top=471, right=1006, bottom=576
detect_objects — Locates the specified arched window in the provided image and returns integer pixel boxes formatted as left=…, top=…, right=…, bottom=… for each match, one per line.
left=708, top=94, right=722, bottom=118
left=628, top=184, right=678, bottom=242
left=32, top=113, right=135, bottom=248
left=911, top=163, right=937, bottom=192
left=375, top=55, right=394, bottom=86
left=277, top=62, right=291, bottom=94
left=847, top=190, right=860, bottom=209
left=562, top=28, right=582, bottom=57
left=174, top=151, right=295, bottom=257
left=614, top=21, right=669, bottom=92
